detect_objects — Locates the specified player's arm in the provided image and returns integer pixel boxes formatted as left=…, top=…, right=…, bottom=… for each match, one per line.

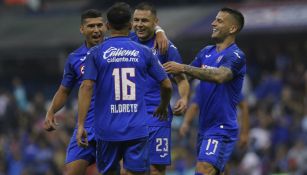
left=147, top=51, right=172, bottom=120
left=77, top=80, right=94, bottom=147
left=184, top=65, right=233, bottom=83
left=166, top=43, right=190, bottom=115
left=76, top=47, right=98, bottom=148
left=44, top=56, right=76, bottom=132
left=173, top=74, right=190, bottom=115
left=155, top=78, right=172, bottom=121
left=78, top=80, right=94, bottom=127
left=238, top=99, right=249, bottom=148
left=165, top=51, right=246, bottom=84
left=179, top=102, right=199, bottom=137
left=44, top=85, right=71, bottom=131
left=164, top=61, right=233, bottom=84
left=154, top=25, right=169, bottom=55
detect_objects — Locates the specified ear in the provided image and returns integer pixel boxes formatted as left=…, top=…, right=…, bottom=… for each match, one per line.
left=128, top=22, right=132, bottom=30
left=106, top=22, right=111, bottom=30
left=229, top=25, right=238, bottom=34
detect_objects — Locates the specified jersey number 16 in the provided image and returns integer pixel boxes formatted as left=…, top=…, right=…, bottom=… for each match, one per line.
left=112, top=68, right=136, bottom=101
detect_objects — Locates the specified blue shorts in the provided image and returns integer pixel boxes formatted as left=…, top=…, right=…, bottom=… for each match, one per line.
left=96, top=137, right=149, bottom=174
left=65, top=127, right=96, bottom=165
left=197, top=134, right=236, bottom=172
left=148, top=126, right=171, bottom=165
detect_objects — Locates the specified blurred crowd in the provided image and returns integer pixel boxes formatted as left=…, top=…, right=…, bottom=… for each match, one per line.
left=0, top=0, right=243, bottom=13
left=0, top=42, right=307, bottom=175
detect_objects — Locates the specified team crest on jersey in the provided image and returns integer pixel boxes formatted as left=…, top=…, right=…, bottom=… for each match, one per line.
left=152, top=48, right=158, bottom=55
left=216, top=55, right=223, bottom=63
left=80, top=65, right=85, bottom=74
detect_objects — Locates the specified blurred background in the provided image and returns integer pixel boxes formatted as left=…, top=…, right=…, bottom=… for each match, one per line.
left=1, top=0, right=307, bottom=174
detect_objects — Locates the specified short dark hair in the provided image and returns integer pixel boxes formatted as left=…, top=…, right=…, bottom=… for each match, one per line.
left=81, top=9, right=102, bottom=24
left=135, top=2, right=157, bottom=17
left=107, top=2, right=132, bottom=30
left=220, top=7, right=244, bottom=32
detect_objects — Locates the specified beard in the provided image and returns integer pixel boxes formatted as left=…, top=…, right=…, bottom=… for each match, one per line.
left=212, top=36, right=224, bottom=44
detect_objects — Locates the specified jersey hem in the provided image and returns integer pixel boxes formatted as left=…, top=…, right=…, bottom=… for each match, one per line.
left=96, top=134, right=148, bottom=142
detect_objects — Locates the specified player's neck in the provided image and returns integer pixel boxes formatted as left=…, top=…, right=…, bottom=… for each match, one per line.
left=110, top=30, right=130, bottom=37
left=85, top=42, right=92, bottom=48
left=216, top=37, right=235, bottom=52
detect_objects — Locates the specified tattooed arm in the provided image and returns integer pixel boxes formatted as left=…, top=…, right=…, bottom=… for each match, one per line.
left=183, top=65, right=233, bottom=83
left=163, top=61, right=233, bottom=84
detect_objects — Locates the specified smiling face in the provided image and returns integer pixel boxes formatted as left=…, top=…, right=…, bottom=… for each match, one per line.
left=133, top=9, right=157, bottom=41
left=211, top=11, right=238, bottom=43
left=80, top=17, right=106, bottom=48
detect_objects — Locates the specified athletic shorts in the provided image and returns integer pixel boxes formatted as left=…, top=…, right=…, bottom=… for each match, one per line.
left=148, top=126, right=171, bottom=165
left=197, top=134, right=237, bottom=172
left=65, top=127, right=96, bottom=165
left=96, top=137, right=149, bottom=174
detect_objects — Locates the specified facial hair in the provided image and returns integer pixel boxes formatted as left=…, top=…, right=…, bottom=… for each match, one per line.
left=212, top=36, right=224, bottom=44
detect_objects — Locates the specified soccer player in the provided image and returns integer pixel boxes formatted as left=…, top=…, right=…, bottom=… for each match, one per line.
left=163, top=7, right=246, bottom=175
left=43, top=7, right=169, bottom=175
left=131, top=3, right=190, bottom=175
left=180, top=88, right=249, bottom=148
left=76, top=2, right=172, bottom=175
left=43, top=9, right=105, bottom=175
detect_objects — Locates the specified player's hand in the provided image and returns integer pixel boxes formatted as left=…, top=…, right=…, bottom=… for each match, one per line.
left=173, top=98, right=187, bottom=116
left=154, top=29, right=168, bottom=55
left=179, top=121, right=190, bottom=137
left=43, top=112, right=59, bottom=132
left=153, top=105, right=168, bottom=121
left=163, top=61, right=185, bottom=74
left=238, top=132, right=249, bottom=149
left=76, top=126, right=88, bottom=148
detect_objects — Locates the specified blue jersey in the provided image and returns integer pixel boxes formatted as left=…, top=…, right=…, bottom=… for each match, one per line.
left=61, top=44, right=95, bottom=128
left=191, top=43, right=246, bottom=140
left=130, top=33, right=183, bottom=127
left=83, top=36, right=168, bottom=141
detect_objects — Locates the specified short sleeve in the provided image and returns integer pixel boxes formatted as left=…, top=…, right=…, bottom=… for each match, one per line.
left=220, top=51, right=246, bottom=76
left=147, top=50, right=168, bottom=82
left=61, top=56, right=77, bottom=88
left=83, top=47, right=99, bottom=81
left=167, top=43, right=182, bottom=63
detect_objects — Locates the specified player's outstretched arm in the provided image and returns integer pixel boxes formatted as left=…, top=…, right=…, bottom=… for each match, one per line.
left=44, top=85, right=71, bottom=132
left=179, top=103, right=199, bottom=137
left=154, top=78, right=172, bottom=121
left=238, top=99, right=249, bottom=148
left=163, top=61, right=233, bottom=84
left=77, top=80, right=94, bottom=148
left=173, top=74, right=190, bottom=115
left=154, top=25, right=169, bottom=55
left=183, top=65, right=233, bottom=83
